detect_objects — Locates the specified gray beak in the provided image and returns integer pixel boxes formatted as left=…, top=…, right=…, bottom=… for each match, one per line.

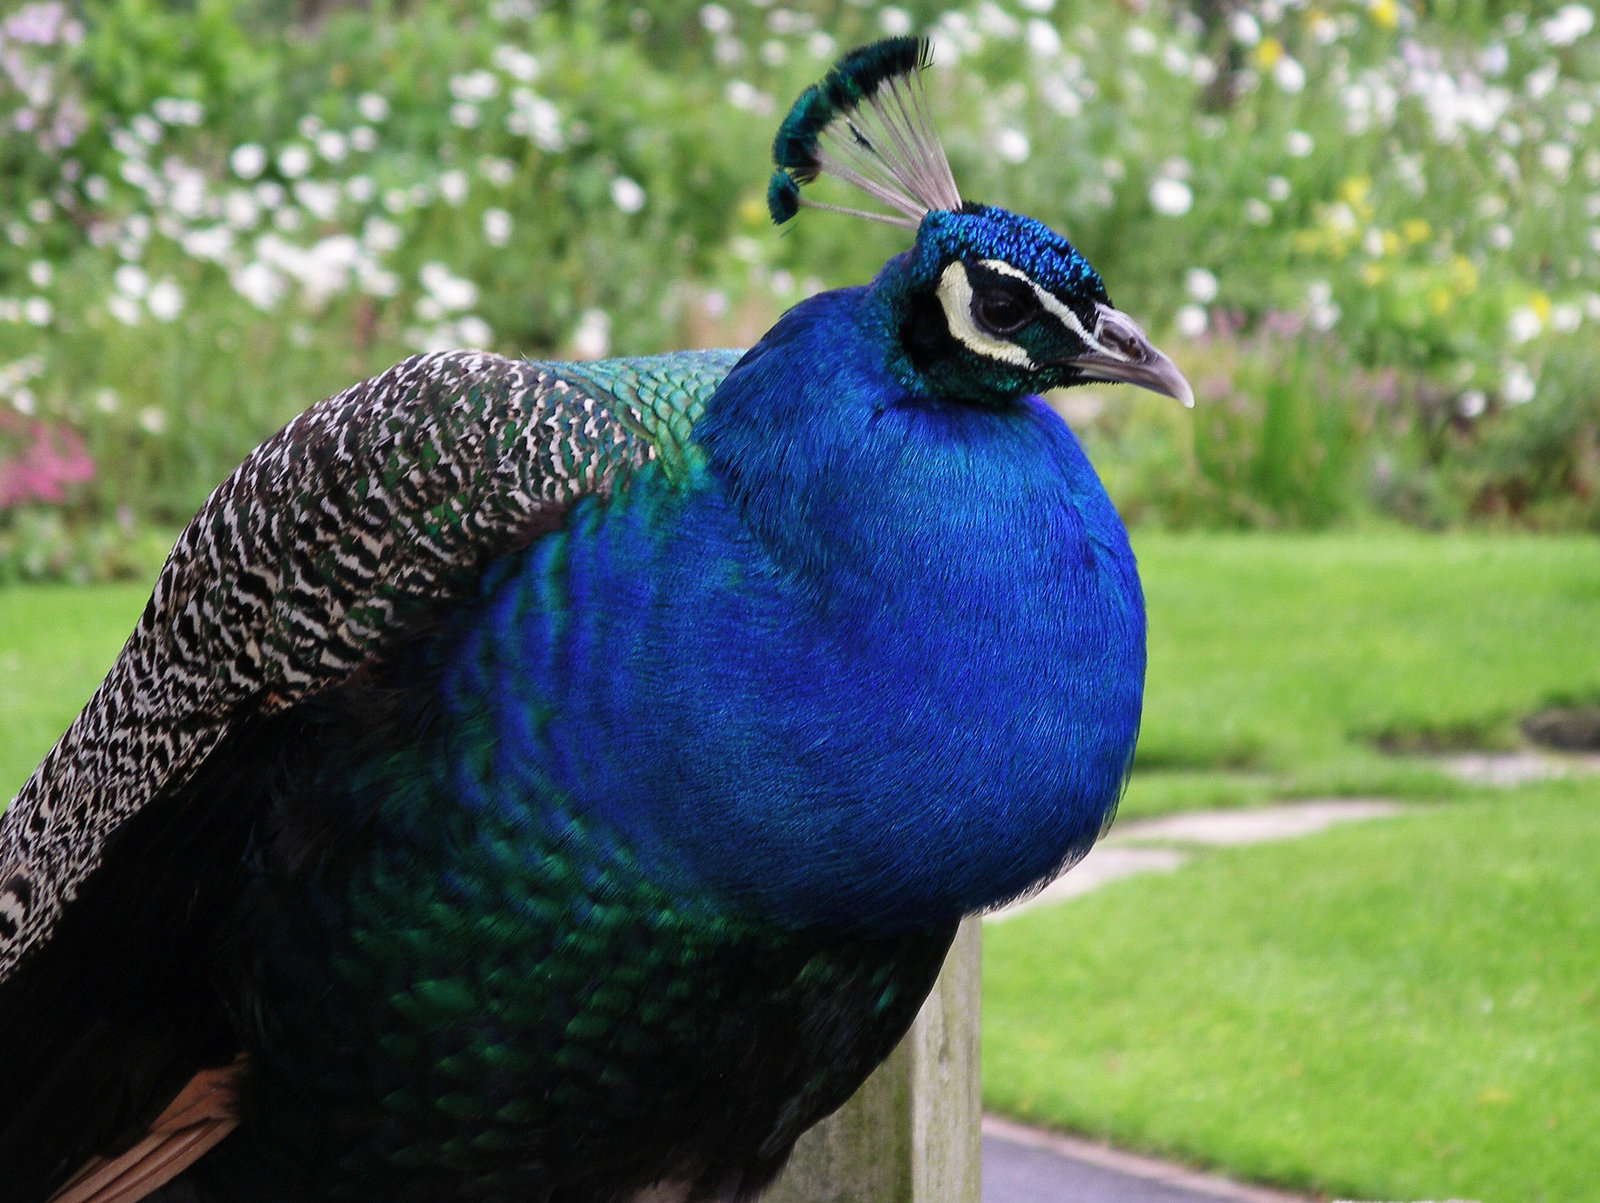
left=1060, top=303, right=1195, bottom=408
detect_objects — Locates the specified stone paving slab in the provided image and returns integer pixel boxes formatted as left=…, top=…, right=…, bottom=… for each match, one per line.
left=989, top=799, right=1403, bottom=920
left=982, top=1116, right=1311, bottom=1203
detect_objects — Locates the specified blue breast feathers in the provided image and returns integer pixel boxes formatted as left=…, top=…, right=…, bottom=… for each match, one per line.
left=436, top=285, right=1145, bottom=934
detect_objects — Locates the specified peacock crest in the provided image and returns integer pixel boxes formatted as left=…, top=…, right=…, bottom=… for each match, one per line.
left=767, top=36, right=961, bottom=229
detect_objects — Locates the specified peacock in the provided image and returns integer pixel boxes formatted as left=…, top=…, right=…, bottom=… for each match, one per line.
left=0, top=37, right=1190, bottom=1203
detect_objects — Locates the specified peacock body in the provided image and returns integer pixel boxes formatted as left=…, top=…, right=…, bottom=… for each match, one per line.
left=0, top=39, right=1189, bottom=1203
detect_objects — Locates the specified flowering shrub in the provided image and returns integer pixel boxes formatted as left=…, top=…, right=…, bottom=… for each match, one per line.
left=1, top=0, right=1598, bottom=577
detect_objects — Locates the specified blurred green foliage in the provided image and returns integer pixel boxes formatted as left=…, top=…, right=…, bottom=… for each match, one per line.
left=1, top=0, right=1598, bottom=577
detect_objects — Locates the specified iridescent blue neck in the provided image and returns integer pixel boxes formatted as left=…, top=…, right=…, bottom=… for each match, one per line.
left=438, top=290, right=1145, bottom=933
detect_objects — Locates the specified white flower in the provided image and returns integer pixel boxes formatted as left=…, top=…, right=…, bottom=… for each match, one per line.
left=181, top=225, right=233, bottom=262
left=439, top=170, right=469, bottom=206
left=297, top=115, right=322, bottom=140
left=1265, top=175, right=1291, bottom=202
left=153, top=97, right=203, bottom=126
left=611, top=176, right=646, bottom=214
left=995, top=128, right=1030, bottom=163
left=1125, top=26, right=1157, bottom=55
left=255, top=181, right=286, bottom=210
left=357, top=93, right=390, bottom=123
left=27, top=260, right=51, bottom=287
left=492, top=45, right=540, bottom=82
left=9, top=388, right=35, bottom=415
left=1244, top=197, right=1272, bottom=225
left=1273, top=56, right=1306, bottom=94
left=23, top=297, right=51, bottom=326
left=1175, top=304, right=1207, bottom=338
left=147, top=279, right=184, bottom=321
left=1026, top=19, right=1060, bottom=56
left=113, top=264, right=149, bottom=298
left=231, top=143, right=268, bottom=180
left=362, top=216, right=402, bottom=253
left=451, top=102, right=481, bottom=130
left=1228, top=10, right=1261, bottom=45
left=1541, top=3, right=1594, bottom=46
left=1184, top=268, right=1218, bottom=303
left=107, top=294, right=142, bottom=325
left=450, top=70, right=499, bottom=103
left=138, top=406, right=167, bottom=435
left=1457, top=390, right=1487, bottom=418
left=294, top=180, right=342, bottom=221
left=224, top=189, right=260, bottom=229
left=878, top=6, right=913, bottom=36
left=1487, top=223, right=1513, bottom=250
left=233, top=261, right=284, bottom=309
left=456, top=315, right=493, bottom=347
left=480, top=157, right=516, bottom=187
left=1149, top=177, right=1193, bottom=217
left=571, top=308, right=611, bottom=360
left=131, top=114, right=161, bottom=144
left=277, top=145, right=313, bottom=179
left=1540, top=142, right=1574, bottom=179
left=316, top=130, right=348, bottom=163
left=95, top=389, right=120, bottom=414
left=346, top=176, right=375, bottom=205
left=483, top=208, right=513, bottom=247
left=760, top=39, right=789, bottom=67
left=1550, top=303, right=1581, bottom=332
left=350, top=125, right=378, bottom=153
left=1502, top=362, right=1535, bottom=405
left=699, top=3, right=733, bottom=34
left=1286, top=130, right=1314, bottom=158
left=419, top=262, right=478, bottom=311
left=1017, top=0, right=1054, bottom=11
left=1508, top=306, right=1542, bottom=344
left=808, top=32, right=837, bottom=60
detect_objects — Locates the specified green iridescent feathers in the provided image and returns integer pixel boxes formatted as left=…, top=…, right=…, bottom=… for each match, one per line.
left=767, top=36, right=961, bottom=229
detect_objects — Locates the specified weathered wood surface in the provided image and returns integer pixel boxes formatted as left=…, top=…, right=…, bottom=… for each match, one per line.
left=765, top=918, right=981, bottom=1203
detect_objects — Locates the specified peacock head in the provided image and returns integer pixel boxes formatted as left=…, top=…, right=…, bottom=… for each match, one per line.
left=768, top=37, right=1192, bottom=408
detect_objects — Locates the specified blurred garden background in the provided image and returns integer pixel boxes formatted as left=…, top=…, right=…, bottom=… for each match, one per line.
left=0, top=1, right=1597, bottom=1201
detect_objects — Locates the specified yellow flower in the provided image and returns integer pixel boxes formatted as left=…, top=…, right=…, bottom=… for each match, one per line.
left=1381, top=230, right=1401, bottom=256
left=1360, top=262, right=1388, bottom=286
left=1401, top=218, right=1431, bottom=244
left=1255, top=37, right=1284, bottom=69
left=1339, top=176, right=1374, bottom=220
left=1370, top=0, right=1399, bottom=31
left=1427, top=286, right=1452, bottom=314
left=1450, top=255, right=1479, bottom=293
left=1530, top=292, right=1552, bottom=323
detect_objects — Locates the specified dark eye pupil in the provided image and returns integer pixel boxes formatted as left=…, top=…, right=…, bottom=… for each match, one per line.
left=974, top=288, right=1031, bottom=335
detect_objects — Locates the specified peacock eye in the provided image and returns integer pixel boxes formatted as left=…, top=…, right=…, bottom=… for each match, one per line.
left=970, top=283, right=1037, bottom=337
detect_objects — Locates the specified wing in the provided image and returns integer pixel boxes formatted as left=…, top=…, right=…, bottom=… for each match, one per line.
left=0, top=347, right=739, bottom=1201
left=0, top=347, right=741, bottom=980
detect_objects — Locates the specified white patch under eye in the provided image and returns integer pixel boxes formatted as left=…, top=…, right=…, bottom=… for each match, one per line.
left=975, top=258, right=1131, bottom=363
left=935, top=262, right=1035, bottom=368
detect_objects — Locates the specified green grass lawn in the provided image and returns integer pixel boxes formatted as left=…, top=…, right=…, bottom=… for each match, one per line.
left=1121, top=529, right=1600, bottom=818
left=984, top=780, right=1600, bottom=1203
left=3, top=532, right=1598, bottom=1202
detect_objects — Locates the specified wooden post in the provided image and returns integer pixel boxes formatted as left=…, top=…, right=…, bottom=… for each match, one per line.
left=764, top=918, right=981, bottom=1203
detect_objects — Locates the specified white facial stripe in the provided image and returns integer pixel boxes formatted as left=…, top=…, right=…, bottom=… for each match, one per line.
left=975, top=258, right=1132, bottom=363
left=936, top=262, right=1035, bottom=369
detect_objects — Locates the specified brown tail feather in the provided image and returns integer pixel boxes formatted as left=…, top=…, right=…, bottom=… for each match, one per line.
left=48, top=1057, right=245, bottom=1203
